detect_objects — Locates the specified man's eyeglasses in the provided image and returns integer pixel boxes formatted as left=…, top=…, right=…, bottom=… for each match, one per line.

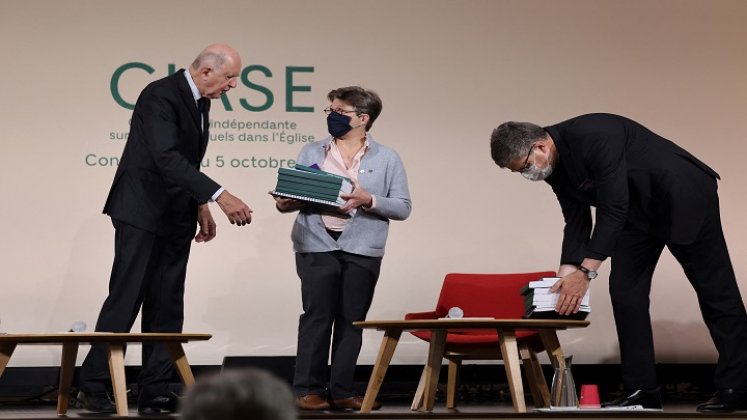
left=514, top=145, right=534, bottom=173
left=323, top=107, right=360, bottom=116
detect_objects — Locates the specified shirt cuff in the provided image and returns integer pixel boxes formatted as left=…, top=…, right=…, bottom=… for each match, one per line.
left=211, top=187, right=225, bottom=202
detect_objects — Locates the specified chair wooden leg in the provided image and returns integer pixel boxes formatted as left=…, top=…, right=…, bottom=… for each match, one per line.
left=520, top=344, right=550, bottom=408
left=410, top=366, right=426, bottom=411
left=446, top=358, right=461, bottom=409
left=56, top=343, right=79, bottom=415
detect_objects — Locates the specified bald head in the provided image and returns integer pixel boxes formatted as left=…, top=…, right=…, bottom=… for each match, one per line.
left=189, top=44, right=242, bottom=99
left=191, top=44, right=241, bottom=73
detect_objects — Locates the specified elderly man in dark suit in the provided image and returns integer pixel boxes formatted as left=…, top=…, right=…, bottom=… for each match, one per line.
left=78, top=44, right=253, bottom=415
left=490, top=113, right=747, bottom=412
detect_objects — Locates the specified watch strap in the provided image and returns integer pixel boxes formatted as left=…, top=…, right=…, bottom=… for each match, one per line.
left=578, top=265, right=596, bottom=280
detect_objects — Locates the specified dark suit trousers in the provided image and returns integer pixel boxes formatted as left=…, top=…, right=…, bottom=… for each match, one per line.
left=293, top=249, right=382, bottom=399
left=609, top=186, right=747, bottom=390
left=79, top=219, right=192, bottom=398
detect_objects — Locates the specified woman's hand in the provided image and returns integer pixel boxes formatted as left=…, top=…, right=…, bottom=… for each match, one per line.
left=339, top=179, right=373, bottom=213
left=270, top=192, right=306, bottom=212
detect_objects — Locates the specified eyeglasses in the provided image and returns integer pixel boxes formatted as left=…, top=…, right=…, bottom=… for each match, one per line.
left=513, top=145, right=534, bottom=173
left=323, top=107, right=360, bottom=116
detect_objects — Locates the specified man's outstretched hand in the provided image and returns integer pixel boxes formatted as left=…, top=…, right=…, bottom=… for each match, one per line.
left=216, top=190, right=253, bottom=226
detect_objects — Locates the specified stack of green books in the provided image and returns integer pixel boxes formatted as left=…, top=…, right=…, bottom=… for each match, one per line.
left=520, top=277, right=590, bottom=320
left=271, top=164, right=353, bottom=207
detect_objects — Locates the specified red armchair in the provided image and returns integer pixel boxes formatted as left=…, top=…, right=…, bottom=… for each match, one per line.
left=405, top=271, right=556, bottom=409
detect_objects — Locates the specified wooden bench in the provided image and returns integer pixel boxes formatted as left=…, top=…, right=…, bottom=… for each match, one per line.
left=354, top=319, right=588, bottom=413
left=0, top=333, right=211, bottom=417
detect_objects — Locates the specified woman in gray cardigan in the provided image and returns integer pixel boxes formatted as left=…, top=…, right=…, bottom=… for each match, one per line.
left=273, top=86, right=411, bottom=411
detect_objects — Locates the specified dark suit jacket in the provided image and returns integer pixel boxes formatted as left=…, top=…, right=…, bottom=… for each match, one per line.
left=544, top=113, right=719, bottom=264
left=104, top=69, right=220, bottom=236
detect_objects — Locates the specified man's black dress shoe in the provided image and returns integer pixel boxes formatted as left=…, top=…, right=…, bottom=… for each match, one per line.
left=77, top=391, right=116, bottom=413
left=696, top=389, right=747, bottom=412
left=601, top=388, right=662, bottom=409
left=138, top=393, right=180, bottom=415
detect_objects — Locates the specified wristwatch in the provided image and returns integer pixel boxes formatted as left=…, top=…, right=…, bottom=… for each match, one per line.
left=577, top=265, right=598, bottom=280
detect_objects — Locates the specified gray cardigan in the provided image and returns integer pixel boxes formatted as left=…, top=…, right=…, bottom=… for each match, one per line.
left=289, top=135, right=412, bottom=257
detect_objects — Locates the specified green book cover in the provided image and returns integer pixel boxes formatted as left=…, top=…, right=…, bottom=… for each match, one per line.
left=275, top=182, right=340, bottom=200
left=275, top=181, right=340, bottom=198
left=293, top=164, right=352, bottom=183
left=278, top=169, right=343, bottom=187
left=272, top=165, right=354, bottom=205
left=276, top=175, right=343, bottom=191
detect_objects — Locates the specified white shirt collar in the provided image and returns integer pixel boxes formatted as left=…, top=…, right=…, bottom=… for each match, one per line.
left=183, top=69, right=201, bottom=102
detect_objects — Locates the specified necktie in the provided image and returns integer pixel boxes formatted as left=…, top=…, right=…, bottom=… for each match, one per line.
left=197, top=98, right=206, bottom=131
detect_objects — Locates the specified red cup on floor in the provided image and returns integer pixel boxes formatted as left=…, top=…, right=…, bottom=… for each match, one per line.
left=579, top=384, right=601, bottom=408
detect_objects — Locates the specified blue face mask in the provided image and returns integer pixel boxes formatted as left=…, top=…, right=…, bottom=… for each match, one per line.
left=327, top=111, right=353, bottom=138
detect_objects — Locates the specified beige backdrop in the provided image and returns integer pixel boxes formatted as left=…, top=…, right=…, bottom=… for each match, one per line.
left=1, top=0, right=746, bottom=367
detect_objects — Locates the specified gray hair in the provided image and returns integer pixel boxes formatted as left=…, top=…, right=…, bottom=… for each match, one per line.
left=180, top=368, right=297, bottom=420
left=490, top=121, right=546, bottom=167
left=191, top=50, right=227, bottom=72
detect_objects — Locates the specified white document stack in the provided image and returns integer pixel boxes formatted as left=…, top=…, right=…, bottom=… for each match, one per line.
left=520, top=277, right=591, bottom=320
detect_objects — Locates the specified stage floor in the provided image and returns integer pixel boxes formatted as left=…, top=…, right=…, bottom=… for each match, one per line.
left=1, top=402, right=746, bottom=420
